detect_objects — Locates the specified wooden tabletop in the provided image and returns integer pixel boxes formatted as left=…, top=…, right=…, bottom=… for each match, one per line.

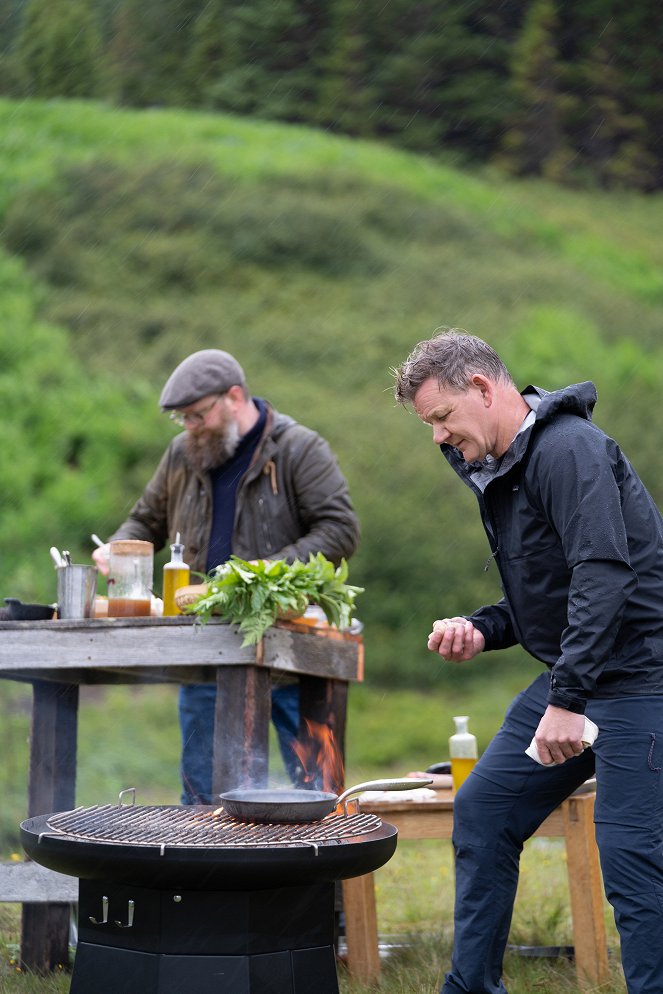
left=0, top=616, right=364, bottom=685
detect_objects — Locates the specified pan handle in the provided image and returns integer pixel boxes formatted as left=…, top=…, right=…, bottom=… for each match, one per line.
left=336, top=776, right=432, bottom=807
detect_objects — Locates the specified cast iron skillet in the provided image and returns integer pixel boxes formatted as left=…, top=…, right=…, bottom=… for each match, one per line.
left=219, top=777, right=433, bottom=824
left=4, top=598, right=55, bottom=620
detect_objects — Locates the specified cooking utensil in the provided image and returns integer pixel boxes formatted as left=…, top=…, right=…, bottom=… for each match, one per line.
left=57, top=564, right=98, bottom=619
left=219, top=776, right=433, bottom=824
left=426, top=761, right=451, bottom=774
left=4, top=598, right=56, bottom=621
left=49, top=547, right=65, bottom=568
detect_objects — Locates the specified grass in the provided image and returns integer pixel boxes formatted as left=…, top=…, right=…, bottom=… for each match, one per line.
left=2, top=99, right=661, bottom=294
left=0, top=838, right=627, bottom=994
left=0, top=838, right=628, bottom=994
left=0, top=675, right=627, bottom=994
left=2, top=98, right=662, bottom=308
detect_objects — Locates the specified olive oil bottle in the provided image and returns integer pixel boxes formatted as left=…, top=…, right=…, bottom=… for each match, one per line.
left=162, top=533, right=190, bottom=616
left=449, top=715, right=478, bottom=792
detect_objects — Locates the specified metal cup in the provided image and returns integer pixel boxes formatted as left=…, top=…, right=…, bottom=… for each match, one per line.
left=57, top=565, right=98, bottom=620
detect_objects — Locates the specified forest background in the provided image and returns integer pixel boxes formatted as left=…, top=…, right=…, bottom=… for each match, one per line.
left=2, top=0, right=663, bottom=190
left=0, top=0, right=663, bottom=836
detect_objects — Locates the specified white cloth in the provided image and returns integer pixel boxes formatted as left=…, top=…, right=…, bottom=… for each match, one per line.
left=525, top=716, right=599, bottom=765
left=358, top=787, right=439, bottom=802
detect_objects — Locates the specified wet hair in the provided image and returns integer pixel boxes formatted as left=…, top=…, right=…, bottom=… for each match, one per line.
left=393, top=328, right=514, bottom=404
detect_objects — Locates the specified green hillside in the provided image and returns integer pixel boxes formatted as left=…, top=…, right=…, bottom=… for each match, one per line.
left=2, top=97, right=663, bottom=688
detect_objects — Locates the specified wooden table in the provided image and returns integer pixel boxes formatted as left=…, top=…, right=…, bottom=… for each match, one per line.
left=0, top=616, right=363, bottom=971
left=343, top=788, right=609, bottom=991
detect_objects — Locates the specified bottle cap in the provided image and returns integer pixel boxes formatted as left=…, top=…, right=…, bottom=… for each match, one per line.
left=170, top=531, right=185, bottom=556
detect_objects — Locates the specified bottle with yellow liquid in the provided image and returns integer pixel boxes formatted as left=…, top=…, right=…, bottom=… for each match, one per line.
left=450, top=715, right=478, bottom=792
left=162, top=533, right=190, bottom=616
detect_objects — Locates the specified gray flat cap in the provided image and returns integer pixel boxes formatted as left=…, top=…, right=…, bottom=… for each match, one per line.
left=159, top=349, right=245, bottom=410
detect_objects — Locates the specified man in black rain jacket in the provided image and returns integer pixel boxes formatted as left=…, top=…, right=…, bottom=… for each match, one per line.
left=394, top=329, right=663, bottom=994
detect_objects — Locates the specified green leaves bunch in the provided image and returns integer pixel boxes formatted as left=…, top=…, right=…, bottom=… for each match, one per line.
left=189, top=553, right=363, bottom=646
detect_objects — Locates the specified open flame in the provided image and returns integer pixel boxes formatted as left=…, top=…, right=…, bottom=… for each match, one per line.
left=292, top=719, right=344, bottom=795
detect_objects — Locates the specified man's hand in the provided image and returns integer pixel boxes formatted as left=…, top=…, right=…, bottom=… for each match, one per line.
left=533, top=706, right=586, bottom=766
left=427, top=617, right=485, bottom=661
left=92, top=544, right=110, bottom=576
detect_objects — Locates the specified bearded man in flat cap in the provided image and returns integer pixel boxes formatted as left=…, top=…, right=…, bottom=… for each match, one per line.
left=94, top=349, right=359, bottom=804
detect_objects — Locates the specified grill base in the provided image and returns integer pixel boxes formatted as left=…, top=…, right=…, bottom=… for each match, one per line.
left=71, top=942, right=337, bottom=994
left=73, top=879, right=339, bottom=994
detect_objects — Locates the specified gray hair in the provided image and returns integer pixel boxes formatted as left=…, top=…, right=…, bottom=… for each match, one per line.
left=393, top=328, right=514, bottom=404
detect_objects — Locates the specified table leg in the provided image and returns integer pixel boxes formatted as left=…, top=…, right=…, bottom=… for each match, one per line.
left=21, top=680, right=78, bottom=972
left=562, top=794, right=609, bottom=989
left=26, top=681, right=79, bottom=814
left=212, top=665, right=271, bottom=794
left=343, top=873, right=380, bottom=984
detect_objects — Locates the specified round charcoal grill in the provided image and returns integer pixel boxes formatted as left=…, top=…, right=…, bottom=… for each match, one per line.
left=21, top=803, right=398, bottom=994
left=22, top=804, right=395, bottom=889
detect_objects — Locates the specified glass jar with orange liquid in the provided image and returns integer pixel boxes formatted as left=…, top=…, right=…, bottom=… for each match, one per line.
left=107, top=540, right=154, bottom=617
left=162, top=533, right=190, bottom=616
left=449, top=715, right=478, bottom=791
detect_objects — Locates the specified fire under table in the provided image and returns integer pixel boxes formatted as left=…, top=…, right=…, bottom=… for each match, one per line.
left=0, top=616, right=363, bottom=972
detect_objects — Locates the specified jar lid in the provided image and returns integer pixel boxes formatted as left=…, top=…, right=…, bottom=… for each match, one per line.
left=109, top=540, right=154, bottom=556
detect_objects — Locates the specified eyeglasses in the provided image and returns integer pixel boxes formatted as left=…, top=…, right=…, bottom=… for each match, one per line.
left=169, top=396, right=223, bottom=428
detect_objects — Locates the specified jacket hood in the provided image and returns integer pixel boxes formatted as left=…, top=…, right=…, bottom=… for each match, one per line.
left=441, top=380, right=598, bottom=485
left=525, top=381, right=597, bottom=425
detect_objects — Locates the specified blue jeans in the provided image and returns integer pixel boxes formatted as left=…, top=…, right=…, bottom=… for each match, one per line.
left=178, top=682, right=300, bottom=805
left=442, top=672, right=663, bottom=994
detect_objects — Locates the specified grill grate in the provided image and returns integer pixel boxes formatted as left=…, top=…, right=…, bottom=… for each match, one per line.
left=45, top=805, right=383, bottom=849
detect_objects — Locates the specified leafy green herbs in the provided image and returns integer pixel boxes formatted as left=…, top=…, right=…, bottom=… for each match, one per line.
left=188, top=553, right=363, bottom=645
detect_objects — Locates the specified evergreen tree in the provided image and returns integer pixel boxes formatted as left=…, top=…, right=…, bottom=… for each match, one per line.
left=194, top=0, right=326, bottom=119
left=314, top=0, right=375, bottom=136
left=556, top=0, right=662, bottom=190
left=184, top=0, right=229, bottom=106
left=577, top=31, right=654, bottom=190
left=0, top=0, right=24, bottom=94
left=108, top=0, right=205, bottom=106
left=501, top=0, right=568, bottom=177
left=368, top=0, right=518, bottom=156
left=614, top=4, right=663, bottom=189
left=13, top=0, right=103, bottom=98
left=0, top=0, right=26, bottom=54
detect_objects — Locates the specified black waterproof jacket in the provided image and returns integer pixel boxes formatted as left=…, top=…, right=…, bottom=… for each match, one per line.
left=442, top=381, right=663, bottom=713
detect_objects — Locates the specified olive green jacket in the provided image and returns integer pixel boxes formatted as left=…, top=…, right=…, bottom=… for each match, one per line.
left=109, top=402, right=360, bottom=574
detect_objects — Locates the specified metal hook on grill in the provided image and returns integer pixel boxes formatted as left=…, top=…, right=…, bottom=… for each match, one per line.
left=89, top=895, right=109, bottom=925
left=114, top=899, right=135, bottom=928
left=118, top=787, right=136, bottom=806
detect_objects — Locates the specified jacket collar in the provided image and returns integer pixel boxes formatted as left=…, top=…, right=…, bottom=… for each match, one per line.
left=442, top=381, right=598, bottom=489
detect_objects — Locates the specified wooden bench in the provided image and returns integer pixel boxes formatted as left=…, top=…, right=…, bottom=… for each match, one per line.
left=342, top=789, right=609, bottom=990
left=0, top=862, right=77, bottom=903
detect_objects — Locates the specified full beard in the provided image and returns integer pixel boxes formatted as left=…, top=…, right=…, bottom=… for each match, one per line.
left=185, top=421, right=241, bottom=473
